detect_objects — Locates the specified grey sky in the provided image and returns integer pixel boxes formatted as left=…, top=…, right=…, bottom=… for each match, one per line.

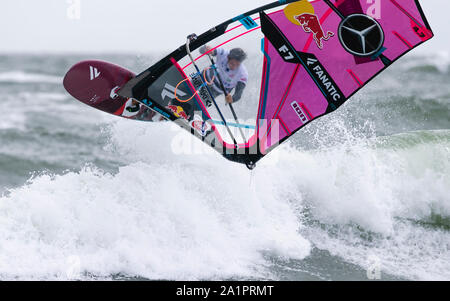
left=1, top=0, right=448, bottom=53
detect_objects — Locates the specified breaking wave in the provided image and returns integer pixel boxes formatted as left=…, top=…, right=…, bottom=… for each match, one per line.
left=0, top=119, right=448, bottom=280
left=0, top=71, right=61, bottom=84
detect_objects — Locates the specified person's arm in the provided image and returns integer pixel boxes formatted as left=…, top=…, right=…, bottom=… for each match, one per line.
left=199, top=45, right=217, bottom=56
left=232, top=82, right=246, bottom=103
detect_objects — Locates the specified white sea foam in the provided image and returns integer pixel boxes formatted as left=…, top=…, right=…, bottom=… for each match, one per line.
left=0, top=71, right=61, bottom=84
left=19, top=92, right=68, bottom=101
left=402, top=51, right=450, bottom=73
left=0, top=118, right=448, bottom=280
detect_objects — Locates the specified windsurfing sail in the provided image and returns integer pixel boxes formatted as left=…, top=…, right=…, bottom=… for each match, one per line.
left=118, top=0, right=433, bottom=169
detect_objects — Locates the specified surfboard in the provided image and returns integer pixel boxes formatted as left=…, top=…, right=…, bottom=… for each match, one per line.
left=63, top=60, right=155, bottom=121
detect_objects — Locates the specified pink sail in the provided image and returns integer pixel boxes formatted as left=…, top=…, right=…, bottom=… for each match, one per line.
left=258, top=0, right=433, bottom=152
left=114, top=0, right=433, bottom=169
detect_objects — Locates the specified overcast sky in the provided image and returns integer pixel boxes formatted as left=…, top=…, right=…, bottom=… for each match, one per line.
left=1, top=0, right=448, bottom=54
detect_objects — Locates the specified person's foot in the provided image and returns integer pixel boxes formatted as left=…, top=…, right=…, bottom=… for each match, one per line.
left=126, top=104, right=140, bottom=113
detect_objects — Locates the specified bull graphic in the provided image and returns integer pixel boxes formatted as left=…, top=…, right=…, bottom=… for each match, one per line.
left=295, top=13, right=335, bottom=49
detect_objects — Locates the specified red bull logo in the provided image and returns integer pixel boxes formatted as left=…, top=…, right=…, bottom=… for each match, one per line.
left=284, top=1, right=334, bottom=50
left=167, top=105, right=189, bottom=121
left=295, top=13, right=334, bottom=49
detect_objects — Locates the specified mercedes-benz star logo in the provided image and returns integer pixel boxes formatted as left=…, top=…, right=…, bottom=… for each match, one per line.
left=338, top=14, right=384, bottom=57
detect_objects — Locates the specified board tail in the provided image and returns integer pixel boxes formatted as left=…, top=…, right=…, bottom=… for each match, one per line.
left=64, top=60, right=156, bottom=122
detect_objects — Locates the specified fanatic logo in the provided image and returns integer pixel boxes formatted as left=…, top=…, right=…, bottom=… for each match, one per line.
left=89, top=66, right=101, bottom=80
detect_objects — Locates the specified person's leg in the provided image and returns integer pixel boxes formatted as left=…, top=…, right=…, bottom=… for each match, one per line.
left=210, top=89, right=222, bottom=98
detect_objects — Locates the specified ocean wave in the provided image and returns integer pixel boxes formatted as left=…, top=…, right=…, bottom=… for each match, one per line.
left=401, top=52, right=450, bottom=74
left=0, top=111, right=26, bottom=131
left=284, top=129, right=450, bottom=280
left=376, top=129, right=450, bottom=148
left=0, top=120, right=448, bottom=280
left=18, top=92, right=68, bottom=101
left=0, top=163, right=310, bottom=280
left=0, top=71, right=61, bottom=84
